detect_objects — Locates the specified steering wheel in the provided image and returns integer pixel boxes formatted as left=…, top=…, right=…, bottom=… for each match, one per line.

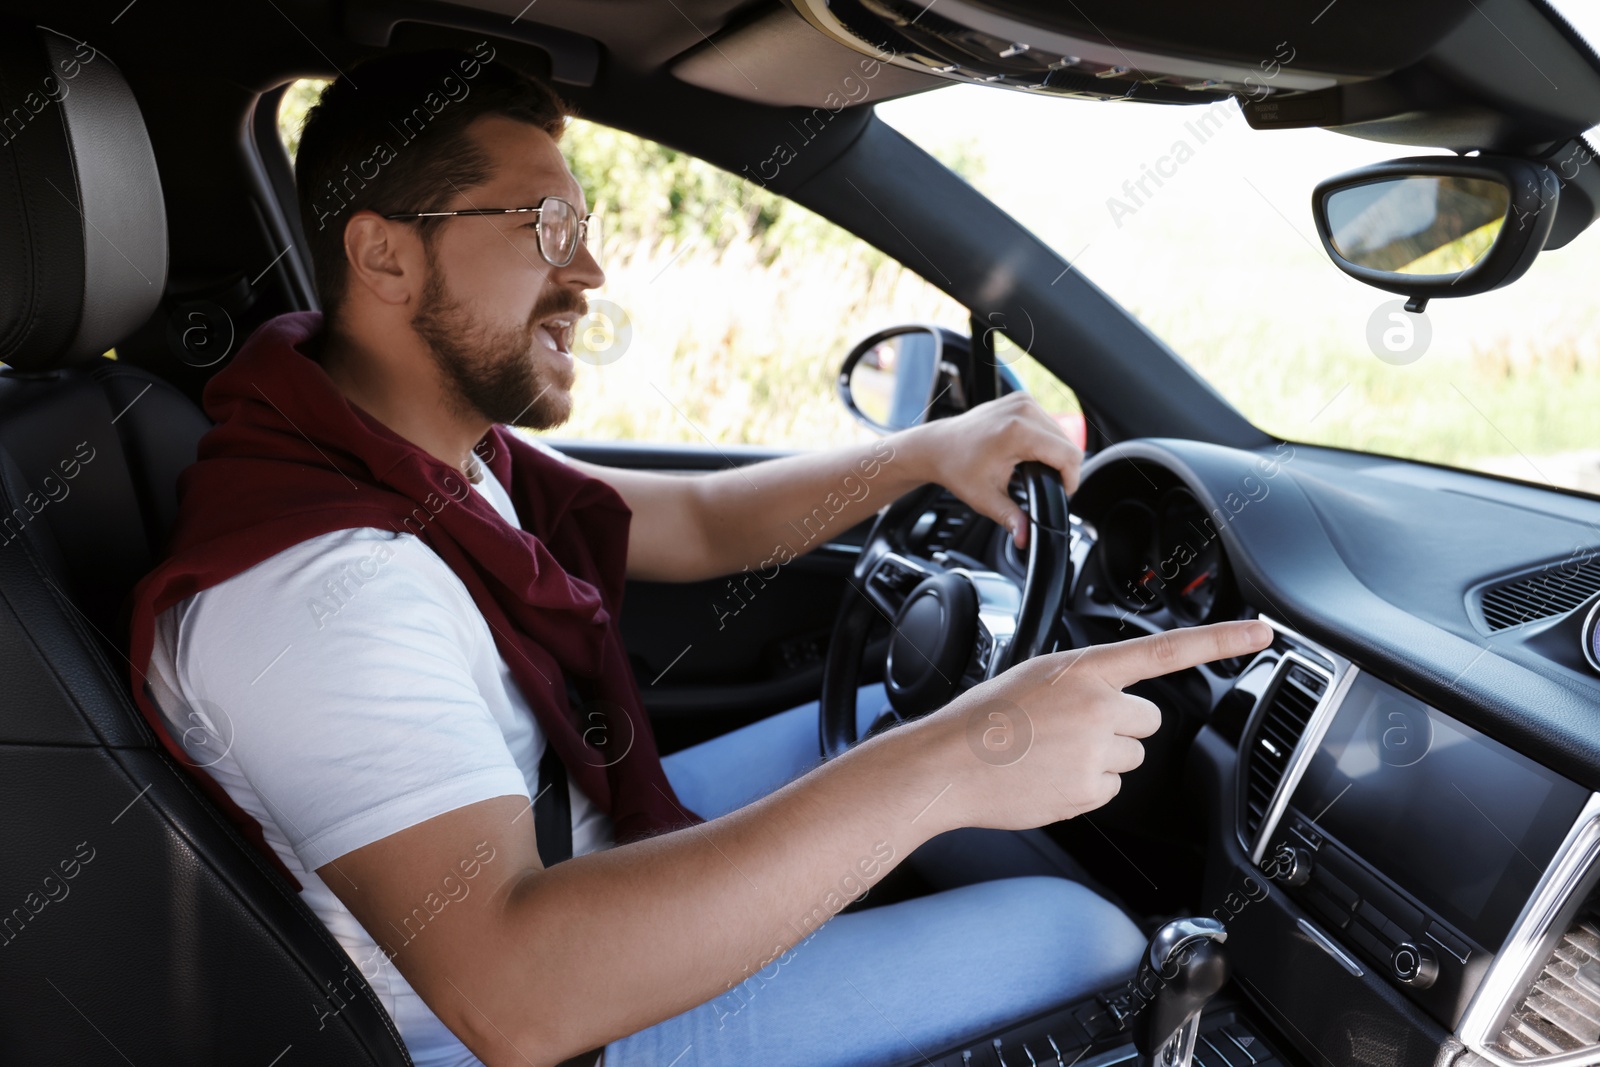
left=819, top=460, right=1072, bottom=760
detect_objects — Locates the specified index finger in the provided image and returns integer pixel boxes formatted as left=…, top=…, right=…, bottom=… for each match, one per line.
left=1082, top=620, right=1274, bottom=690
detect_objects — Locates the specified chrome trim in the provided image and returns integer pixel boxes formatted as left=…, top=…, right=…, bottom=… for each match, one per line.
left=1070, top=1045, right=1139, bottom=1067
left=1582, top=598, right=1600, bottom=674
left=1457, top=791, right=1600, bottom=1066
left=952, top=567, right=1022, bottom=681
left=1297, top=917, right=1365, bottom=977
left=1149, top=1014, right=1203, bottom=1067
left=952, top=568, right=1022, bottom=644
left=1243, top=616, right=1359, bottom=866
left=1148, top=916, right=1228, bottom=971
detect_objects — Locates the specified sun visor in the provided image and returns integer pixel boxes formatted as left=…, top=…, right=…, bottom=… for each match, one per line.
left=673, top=5, right=945, bottom=108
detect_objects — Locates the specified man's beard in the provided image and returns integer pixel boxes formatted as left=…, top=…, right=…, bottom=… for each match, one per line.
left=410, top=252, right=583, bottom=430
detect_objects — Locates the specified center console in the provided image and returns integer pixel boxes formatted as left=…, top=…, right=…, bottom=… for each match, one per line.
left=908, top=614, right=1600, bottom=1067
left=893, top=916, right=1288, bottom=1067
left=1255, top=662, right=1590, bottom=1025
left=894, top=991, right=1289, bottom=1067
left=1237, top=619, right=1600, bottom=1063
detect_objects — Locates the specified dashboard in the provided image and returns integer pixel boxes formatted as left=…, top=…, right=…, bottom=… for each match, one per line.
left=1058, top=438, right=1600, bottom=1067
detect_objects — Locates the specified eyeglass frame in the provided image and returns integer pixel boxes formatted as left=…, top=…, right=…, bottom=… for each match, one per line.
left=381, top=195, right=596, bottom=268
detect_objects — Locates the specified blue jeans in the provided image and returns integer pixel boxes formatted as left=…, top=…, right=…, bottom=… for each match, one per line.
left=604, top=687, right=1145, bottom=1067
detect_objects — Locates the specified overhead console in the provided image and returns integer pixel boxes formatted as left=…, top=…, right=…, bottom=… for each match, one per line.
left=778, top=0, right=1600, bottom=152
left=1236, top=620, right=1600, bottom=1062
left=783, top=0, right=1343, bottom=104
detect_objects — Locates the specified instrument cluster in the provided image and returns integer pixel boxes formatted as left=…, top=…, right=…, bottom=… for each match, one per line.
left=1081, top=485, right=1242, bottom=627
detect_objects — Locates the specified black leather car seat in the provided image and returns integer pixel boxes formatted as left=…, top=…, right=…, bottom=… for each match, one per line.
left=0, top=22, right=412, bottom=1065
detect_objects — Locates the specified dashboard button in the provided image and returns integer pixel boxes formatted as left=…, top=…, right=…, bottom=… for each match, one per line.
left=1199, top=1034, right=1248, bottom=1067
left=1289, top=818, right=1322, bottom=849
left=1359, top=879, right=1424, bottom=935
left=1220, top=1025, right=1268, bottom=1064
left=1357, top=901, right=1396, bottom=940
left=1426, top=922, right=1471, bottom=964
left=1392, top=942, right=1439, bottom=988
left=1348, top=921, right=1388, bottom=961
left=1268, top=843, right=1313, bottom=887
left=1304, top=887, right=1352, bottom=930
left=1312, top=868, right=1360, bottom=911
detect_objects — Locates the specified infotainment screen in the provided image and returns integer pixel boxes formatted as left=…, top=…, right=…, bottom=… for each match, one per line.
left=1288, top=672, right=1589, bottom=951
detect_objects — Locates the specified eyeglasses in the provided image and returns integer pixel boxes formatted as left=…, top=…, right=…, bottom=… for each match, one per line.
left=383, top=195, right=596, bottom=268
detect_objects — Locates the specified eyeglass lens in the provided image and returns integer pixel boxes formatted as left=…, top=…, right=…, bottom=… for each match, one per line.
left=539, top=196, right=582, bottom=266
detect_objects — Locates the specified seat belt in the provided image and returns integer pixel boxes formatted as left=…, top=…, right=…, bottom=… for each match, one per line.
left=539, top=679, right=602, bottom=1067
left=533, top=743, right=573, bottom=868
left=532, top=675, right=584, bottom=868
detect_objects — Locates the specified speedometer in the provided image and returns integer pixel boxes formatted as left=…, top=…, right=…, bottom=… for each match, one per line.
left=1097, top=500, right=1162, bottom=613
left=1157, top=489, right=1240, bottom=625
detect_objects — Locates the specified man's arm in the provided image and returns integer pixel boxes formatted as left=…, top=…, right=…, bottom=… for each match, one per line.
left=319, top=621, right=1273, bottom=1066
left=565, top=392, right=1082, bottom=583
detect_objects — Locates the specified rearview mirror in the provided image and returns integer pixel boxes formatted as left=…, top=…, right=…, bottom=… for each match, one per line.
left=838, top=325, right=963, bottom=433
left=1312, top=156, right=1560, bottom=310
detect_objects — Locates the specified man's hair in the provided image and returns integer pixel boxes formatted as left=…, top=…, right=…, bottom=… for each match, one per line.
left=293, top=46, right=571, bottom=324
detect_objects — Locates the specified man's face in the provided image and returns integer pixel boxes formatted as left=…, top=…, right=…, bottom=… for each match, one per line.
left=408, top=114, right=604, bottom=430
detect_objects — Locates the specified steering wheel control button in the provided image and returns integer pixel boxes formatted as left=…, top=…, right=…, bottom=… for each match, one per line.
left=884, top=573, right=978, bottom=717
left=964, top=627, right=994, bottom=684
left=1391, top=942, right=1438, bottom=988
left=870, top=556, right=924, bottom=602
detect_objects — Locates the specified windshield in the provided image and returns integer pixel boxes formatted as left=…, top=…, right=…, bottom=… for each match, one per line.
left=877, top=5, right=1600, bottom=495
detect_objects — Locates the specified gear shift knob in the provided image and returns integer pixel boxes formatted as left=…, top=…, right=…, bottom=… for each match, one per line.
left=1132, top=918, right=1230, bottom=1067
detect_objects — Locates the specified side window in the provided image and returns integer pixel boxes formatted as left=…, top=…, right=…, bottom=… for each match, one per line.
left=552, top=118, right=977, bottom=449
left=277, top=78, right=324, bottom=158
left=992, top=331, right=1087, bottom=452
left=275, top=82, right=1078, bottom=450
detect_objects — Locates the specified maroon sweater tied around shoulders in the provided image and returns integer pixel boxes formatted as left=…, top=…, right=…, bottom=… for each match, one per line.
left=124, top=311, right=699, bottom=889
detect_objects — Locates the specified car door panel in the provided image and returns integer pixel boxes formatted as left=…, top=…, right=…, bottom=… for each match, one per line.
left=549, top=439, right=880, bottom=752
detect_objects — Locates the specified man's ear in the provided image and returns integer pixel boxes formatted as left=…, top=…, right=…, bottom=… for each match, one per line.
left=342, top=210, right=421, bottom=307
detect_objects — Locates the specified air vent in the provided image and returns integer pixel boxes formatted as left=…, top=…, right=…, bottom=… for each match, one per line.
left=911, top=494, right=977, bottom=553
left=1495, top=900, right=1600, bottom=1058
left=1480, top=557, right=1600, bottom=631
left=1243, top=661, right=1327, bottom=839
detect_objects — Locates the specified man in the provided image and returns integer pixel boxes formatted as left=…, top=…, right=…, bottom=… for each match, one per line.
left=127, top=49, right=1271, bottom=1067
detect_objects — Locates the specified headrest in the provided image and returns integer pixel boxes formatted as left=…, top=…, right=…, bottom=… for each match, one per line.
left=0, top=22, right=168, bottom=371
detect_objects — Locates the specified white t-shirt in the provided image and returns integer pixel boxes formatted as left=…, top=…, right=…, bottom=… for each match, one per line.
left=146, top=465, right=614, bottom=1067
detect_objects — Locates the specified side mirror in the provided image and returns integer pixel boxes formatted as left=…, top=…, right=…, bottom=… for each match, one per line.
left=837, top=325, right=964, bottom=433
left=1312, top=156, right=1560, bottom=311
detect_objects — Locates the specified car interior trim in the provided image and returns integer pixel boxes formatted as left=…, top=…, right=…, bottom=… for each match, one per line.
left=1244, top=618, right=1358, bottom=867
left=1297, top=916, right=1367, bottom=978
left=1457, top=790, right=1600, bottom=1065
